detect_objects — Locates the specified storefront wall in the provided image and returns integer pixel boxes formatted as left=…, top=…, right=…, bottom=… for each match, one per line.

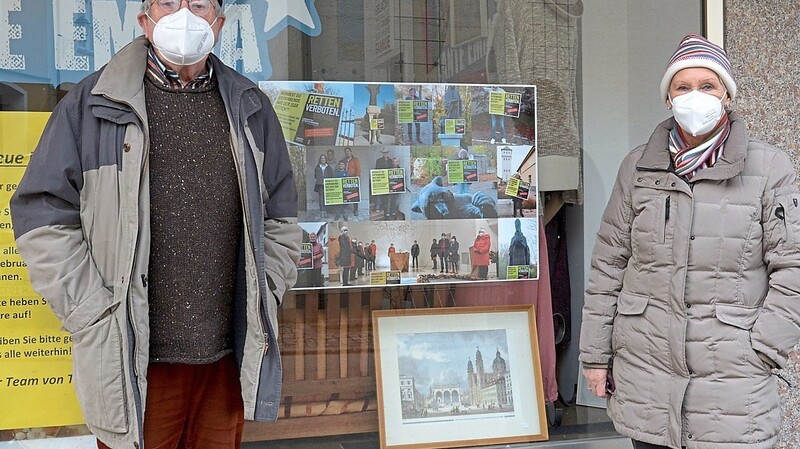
left=3, top=0, right=800, bottom=447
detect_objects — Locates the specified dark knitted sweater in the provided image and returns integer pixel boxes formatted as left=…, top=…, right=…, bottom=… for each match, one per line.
left=144, top=75, right=242, bottom=364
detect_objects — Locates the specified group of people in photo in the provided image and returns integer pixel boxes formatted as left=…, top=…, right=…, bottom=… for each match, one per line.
left=430, top=234, right=463, bottom=275
left=328, top=227, right=495, bottom=287
left=314, top=147, right=362, bottom=221
left=313, top=146, right=406, bottom=222
left=298, top=216, right=535, bottom=288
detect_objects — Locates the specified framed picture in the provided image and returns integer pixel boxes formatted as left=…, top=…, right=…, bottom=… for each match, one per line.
left=372, top=306, right=548, bottom=449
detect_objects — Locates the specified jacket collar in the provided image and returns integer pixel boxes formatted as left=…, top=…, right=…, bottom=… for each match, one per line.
left=91, top=36, right=262, bottom=120
left=636, top=111, right=748, bottom=181
left=92, top=36, right=150, bottom=114
left=210, top=53, right=262, bottom=120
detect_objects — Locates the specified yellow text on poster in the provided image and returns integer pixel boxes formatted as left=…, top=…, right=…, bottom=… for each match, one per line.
left=0, top=112, right=84, bottom=429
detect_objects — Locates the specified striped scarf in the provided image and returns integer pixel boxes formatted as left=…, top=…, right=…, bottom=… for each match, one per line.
left=145, top=47, right=214, bottom=91
left=668, top=112, right=730, bottom=180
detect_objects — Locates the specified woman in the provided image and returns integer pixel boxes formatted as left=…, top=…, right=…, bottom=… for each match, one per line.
left=314, top=154, right=333, bottom=218
left=430, top=238, right=439, bottom=271
left=337, top=227, right=354, bottom=286
left=449, top=236, right=460, bottom=274
left=580, top=34, right=800, bottom=449
left=470, top=229, right=491, bottom=279
left=309, top=232, right=325, bottom=287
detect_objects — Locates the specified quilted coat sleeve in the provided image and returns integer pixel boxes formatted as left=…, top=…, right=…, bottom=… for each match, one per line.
left=579, top=151, right=636, bottom=366
left=751, top=148, right=800, bottom=368
left=9, top=88, right=116, bottom=334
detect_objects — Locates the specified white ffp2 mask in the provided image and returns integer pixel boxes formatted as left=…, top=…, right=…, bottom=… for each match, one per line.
left=149, top=9, right=216, bottom=66
left=670, top=90, right=726, bottom=137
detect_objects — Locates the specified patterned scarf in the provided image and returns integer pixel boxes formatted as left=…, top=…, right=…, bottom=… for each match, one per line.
left=146, top=47, right=214, bottom=91
left=668, top=112, right=731, bottom=180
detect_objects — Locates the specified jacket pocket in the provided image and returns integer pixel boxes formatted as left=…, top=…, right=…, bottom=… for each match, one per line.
left=774, top=192, right=799, bottom=245
left=612, top=291, right=649, bottom=352
left=617, top=291, right=649, bottom=315
left=714, top=303, right=760, bottom=330
left=71, top=313, right=129, bottom=433
left=764, top=187, right=800, bottom=247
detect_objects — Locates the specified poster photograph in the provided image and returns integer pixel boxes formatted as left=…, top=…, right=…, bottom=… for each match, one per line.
left=353, top=83, right=397, bottom=146
left=395, top=85, right=435, bottom=146
left=372, top=306, right=549, bottom=449
left=294, top=222, right=329, bottom=289
left=497, top=218, right=539, bottom=280
left=259, top=81, right=537, bottom=289
left=409, top=145, right=498, bottom=221
left=496, top=145, right=537, bottom=218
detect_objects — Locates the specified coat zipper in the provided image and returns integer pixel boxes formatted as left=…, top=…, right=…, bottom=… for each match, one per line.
left=663, top=195, right=670, bottom=244
left=229, top=117, right=270, bottom=356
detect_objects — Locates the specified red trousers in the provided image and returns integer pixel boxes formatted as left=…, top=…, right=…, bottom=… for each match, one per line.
left=97, top=355, right=244, bottom=449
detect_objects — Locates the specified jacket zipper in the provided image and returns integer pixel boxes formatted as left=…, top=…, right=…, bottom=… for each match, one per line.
left=776, top=203, right=789, bottom=243
left=228, top=123, right=270, bottom=356
left=663, top=195, right=670, bottom=244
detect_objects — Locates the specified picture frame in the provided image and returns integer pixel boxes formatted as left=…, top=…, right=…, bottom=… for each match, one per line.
left=372, top=305, right=548, bottom=449
left=704, top=0, right=724, bottom=47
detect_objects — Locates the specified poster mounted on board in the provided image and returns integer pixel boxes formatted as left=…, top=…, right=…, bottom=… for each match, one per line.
left=258, top=81, right=539, bottom=290
left=0, top=112, right=84, bottom=430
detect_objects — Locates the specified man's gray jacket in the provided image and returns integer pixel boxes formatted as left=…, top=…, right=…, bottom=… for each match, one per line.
left=10, top=36, right=301, bottom=449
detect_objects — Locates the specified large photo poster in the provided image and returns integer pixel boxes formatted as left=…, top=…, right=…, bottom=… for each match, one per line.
left=259, top=82, right=539, bottom=289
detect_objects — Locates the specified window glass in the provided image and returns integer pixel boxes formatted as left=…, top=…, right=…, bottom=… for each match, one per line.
left=0, top=1, right=702, bottom=446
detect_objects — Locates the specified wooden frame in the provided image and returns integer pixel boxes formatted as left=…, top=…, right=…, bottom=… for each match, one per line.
left=372, top=305, right=548, bottom=449
left=704, top=0, right=725, bottom=47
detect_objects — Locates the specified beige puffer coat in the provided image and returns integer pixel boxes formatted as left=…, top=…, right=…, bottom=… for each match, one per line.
left=580, top=113, right=800, bottom=449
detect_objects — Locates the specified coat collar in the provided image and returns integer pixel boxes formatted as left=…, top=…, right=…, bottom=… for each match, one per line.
left=92, top=36, right=150, bottom=113
left=91, top=36, right=262, bottom=120
left=636, top=111, right=748, bottom=181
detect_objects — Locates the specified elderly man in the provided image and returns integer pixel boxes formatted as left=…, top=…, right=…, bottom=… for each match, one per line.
left=9, top=0, right=301, bottom=448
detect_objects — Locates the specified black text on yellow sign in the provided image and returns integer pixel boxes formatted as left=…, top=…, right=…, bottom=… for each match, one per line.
left=323, top=177, right=361, bottom=205
left=0, top=112, right=85, bottom=429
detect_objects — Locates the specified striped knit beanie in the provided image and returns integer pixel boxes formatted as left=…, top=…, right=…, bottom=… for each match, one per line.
left=660, top=34, right=736, bottom=101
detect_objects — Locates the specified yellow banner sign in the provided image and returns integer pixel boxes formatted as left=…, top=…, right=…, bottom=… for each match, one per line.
left=0, top=112, right=84, bottom=429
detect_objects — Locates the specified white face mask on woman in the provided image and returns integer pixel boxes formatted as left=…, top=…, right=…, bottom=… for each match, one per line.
left=149, top=8, right=217, bottom=66
left=669, top=89, right=726, bottom=137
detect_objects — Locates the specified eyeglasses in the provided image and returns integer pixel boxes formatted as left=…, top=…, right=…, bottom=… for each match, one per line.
left=152, top=0, right=214, bottom=16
